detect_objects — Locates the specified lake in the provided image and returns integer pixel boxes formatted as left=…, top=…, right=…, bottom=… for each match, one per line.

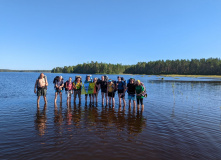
left=0, top=72, right=221, bottom=160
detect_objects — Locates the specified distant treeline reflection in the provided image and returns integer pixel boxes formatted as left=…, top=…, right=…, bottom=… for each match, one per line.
left=35, top=105, right=146, bottom=137
left=51, top=58, right=221, bottom=75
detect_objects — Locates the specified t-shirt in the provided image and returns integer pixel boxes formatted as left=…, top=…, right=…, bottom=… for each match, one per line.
left=67, top=81, right=72, bottom=90
left=117, top=81, right=125, bottom=90
left=56, top=80, right=63, bottom=88
left=100, top=81, right=107, bottom=92
left=135, top=85, right=144, bottom=99
left=73, top=82, right=82, bottom=90
left=127, top=83, right=136, bottom=94
left=107, top=83, right=115, bottom=93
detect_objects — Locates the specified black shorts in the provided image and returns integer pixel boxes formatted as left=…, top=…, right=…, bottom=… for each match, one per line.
left=85, top=94, right=92, bottom=97
left=137, top=98, right=143, bottom=105
left=118, top=89, right=124, bottom=94
left=108, top=92, right=115, bottom=97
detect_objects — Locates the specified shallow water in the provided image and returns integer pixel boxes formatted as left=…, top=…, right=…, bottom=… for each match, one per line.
left=0, top=72, right=221, bottom=160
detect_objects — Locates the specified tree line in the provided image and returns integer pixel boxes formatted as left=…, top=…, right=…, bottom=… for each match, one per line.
left=0, top=69, right=51, bottom=72
left=51, top=58, right=221, bottom=75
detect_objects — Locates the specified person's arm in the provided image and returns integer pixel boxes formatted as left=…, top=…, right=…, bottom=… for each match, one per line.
left=34, top=80, right=38, bottom=93
left=72, top=82, right=76, bottom=90
left=55, top=81, right=58, bottom=89
left=60, top=81, right=64, bottom=90
left=45, top=77, right=48, bottom=86
left=123, top=83, right=126, bottom=93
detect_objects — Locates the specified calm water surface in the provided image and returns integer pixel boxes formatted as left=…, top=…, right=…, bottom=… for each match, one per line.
left=0, top=72, right=221, bottom=160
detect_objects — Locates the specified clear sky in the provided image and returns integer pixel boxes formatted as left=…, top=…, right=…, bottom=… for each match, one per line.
left=0, top=0, right=220, bottom=70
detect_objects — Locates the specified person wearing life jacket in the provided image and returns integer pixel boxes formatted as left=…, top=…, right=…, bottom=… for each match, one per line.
left=100, top=76, right=108, bottom=106
left=92, top=77, right=99, bottom=104
left=107, top=79, right=115, bottom=107
left=85, top=75, right=92, bottom=105
left=135, top=80, right=145, bottom=111
left=73, top=77, right=82, bottom=104
left=65, top=77, right=73, bottom=103
left=127, top=78, right=136, bottom=108
left=34, top=73, right=48, bottom=106
left=116, top=76, right=126, bottom=107
left=54, top=76, right=64, bottom=103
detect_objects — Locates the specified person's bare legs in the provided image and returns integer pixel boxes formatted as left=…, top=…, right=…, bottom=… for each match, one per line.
left=112, top=97, right=115, bottom=107
left=122, top=97, right=126, bottom=107
left=59, top=92, right=62, bottom=102
left=133, top=100, right=136, bottom=108
left=37, top=96, right=40, bottom=106
left=43, top=96, right=47, bottom=104
left=54, top=92, right=58, bottom=103
left=118, top=94, right=121, bottom=106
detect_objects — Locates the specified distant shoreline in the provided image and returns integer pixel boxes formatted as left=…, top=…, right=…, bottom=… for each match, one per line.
left=0, top=69, right=51, bottom=73
left=1, top=70, right=221, bottom=78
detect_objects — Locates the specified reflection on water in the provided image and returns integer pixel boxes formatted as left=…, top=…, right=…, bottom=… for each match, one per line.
left=35, top=103, right=147, bottom=139
left=35, top=104, right=47, bottom=136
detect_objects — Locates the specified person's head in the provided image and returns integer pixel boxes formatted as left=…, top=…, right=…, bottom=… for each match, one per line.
left=136, top=80, right=141, bottom=85
left=130, top=78, right=134, bottom=84
left=69, top=77, right=72, bottom=81
left=76, top=77, right=80, bottom=82
left=40, top=73, right=44, bottom=78
left=117, top=76, right=121, bottom=82
left=108, top=79, right=112, bottom=84
left=59, top=76, right=62, bottom=81
left=87, top=76, right=90, bottom=81
left=94, top=78, right=97, bottom=82
left=101, top=76, right=104, bottom=81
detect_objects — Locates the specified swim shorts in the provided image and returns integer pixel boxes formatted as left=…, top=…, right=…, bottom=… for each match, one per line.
left=108, top=92, right=115, bottom=97
left=128, top=94, right=135, bottom=101
left=37, top=87, right=47, bottom=96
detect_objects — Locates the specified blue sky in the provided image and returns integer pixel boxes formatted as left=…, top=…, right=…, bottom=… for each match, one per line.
left=0, top=0, right=220, bottom=70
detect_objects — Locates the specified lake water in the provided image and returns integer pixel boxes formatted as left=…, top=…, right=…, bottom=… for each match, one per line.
left=0, top=72, right=221, bottom=160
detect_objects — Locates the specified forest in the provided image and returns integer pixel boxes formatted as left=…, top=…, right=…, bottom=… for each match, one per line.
left=51, top=58, right=221, bottom=75
left=0, top=69, right=51, bottom=72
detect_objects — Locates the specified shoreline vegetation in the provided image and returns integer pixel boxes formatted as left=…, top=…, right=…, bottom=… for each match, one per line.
left=0, top=69, right=51, bottom=73
left=51, top=58, right=221, bottom=76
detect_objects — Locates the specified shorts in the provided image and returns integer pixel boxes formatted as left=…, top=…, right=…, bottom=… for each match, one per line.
left=118, top=89, right=124, bottom=94
left=128, top=94, right=135, bottom=101
left=74, top=90, right=81, bottom=98
left=137, top=98, right=143, bottom=105
left=101, top=89, right=107, bottom=93
left=85, top=94, right=92, bottom=97
left=108, top=92, right=115, bottom=97
left=55, top=88, right=62, bottom=93
left=37, top=88, right=47, bottom=97
left=66, top=90, right=73, bottom=97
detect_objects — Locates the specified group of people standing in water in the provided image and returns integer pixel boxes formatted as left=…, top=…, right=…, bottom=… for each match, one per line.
left=34, top=73, right=146, bottom=110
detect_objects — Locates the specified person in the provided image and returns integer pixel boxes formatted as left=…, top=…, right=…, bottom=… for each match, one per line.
left=92, top=77, right=99, bottom=104
left=100, top=76, right=108, bottom=106
left=85, top=75, right=92, bottom=104
left=135, top=80, right=145, bottom=111
left=107, top=79, right=115, bottom=107
left=73, top=77, right=82, bottom=104
left=34, top=73, right=48, bottom=106
left=65, top=77, right=73, bottom=103
left=116, top=76, right=126, bottom=107
left=54, top=76, right=64, bottom=103
left=127, top=78, right=136, bottom=108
